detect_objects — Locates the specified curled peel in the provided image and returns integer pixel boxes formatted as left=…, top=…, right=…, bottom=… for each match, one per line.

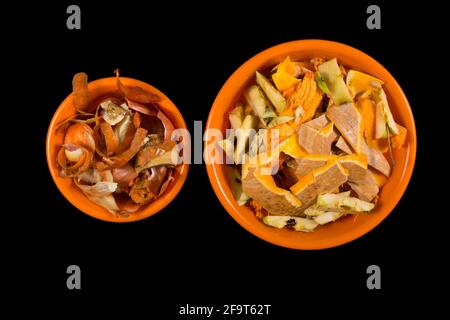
left=72, top=72, right=89, bottom=110
left=115, top=69, right=160, bottom=104
left=57, top=71, right=181, bottom=216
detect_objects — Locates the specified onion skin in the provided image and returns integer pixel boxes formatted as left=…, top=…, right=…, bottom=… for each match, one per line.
left=64, top=123, right=95, bottom=152
left=157, top=111, right=175, bottom=141
left=116, top=69, right=160, bottom=104
left=64, top=144, right=84, bottom=162
left=57, top=71, right=182, bottom=216
left=112, top=164, right=138, bottom=190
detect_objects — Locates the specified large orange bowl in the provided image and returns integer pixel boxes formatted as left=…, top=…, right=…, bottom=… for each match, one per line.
left=205, top=40, right=416, bottom=249
left=46, top=77, right=189, bottom=222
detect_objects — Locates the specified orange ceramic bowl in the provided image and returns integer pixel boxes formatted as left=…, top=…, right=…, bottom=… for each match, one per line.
left=205, top=40, right=416, bottom=249
left=46, top=77, right=189, bottom=222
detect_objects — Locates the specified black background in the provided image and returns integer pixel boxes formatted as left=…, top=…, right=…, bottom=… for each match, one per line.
left=7, top=0, right=441, bottom=316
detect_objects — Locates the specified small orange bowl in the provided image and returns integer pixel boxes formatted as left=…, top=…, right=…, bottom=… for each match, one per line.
left=205, top=40, right=416, bottom=249
left=46, top=77, right=189, bottom=222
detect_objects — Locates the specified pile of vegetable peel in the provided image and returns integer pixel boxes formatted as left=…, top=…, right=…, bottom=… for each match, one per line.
left=217, top=57, right=407, bottom=232
left=56, top=71, right=180, bottom=216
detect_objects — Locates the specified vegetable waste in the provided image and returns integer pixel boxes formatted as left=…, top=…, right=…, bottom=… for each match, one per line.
left=218, top=56, right=407, bottom=232
left=56, top=71, right=180, bottom=216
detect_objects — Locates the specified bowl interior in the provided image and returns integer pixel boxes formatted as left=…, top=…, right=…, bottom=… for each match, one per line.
left=206, top=40, right=416, bottom=249
left=46, top=77, right=189, bottom=222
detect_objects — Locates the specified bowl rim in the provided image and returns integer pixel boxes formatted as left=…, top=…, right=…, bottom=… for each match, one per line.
left=46, top=76, right=190, bottom=223
left=205, top=39, right=417, bottom=249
